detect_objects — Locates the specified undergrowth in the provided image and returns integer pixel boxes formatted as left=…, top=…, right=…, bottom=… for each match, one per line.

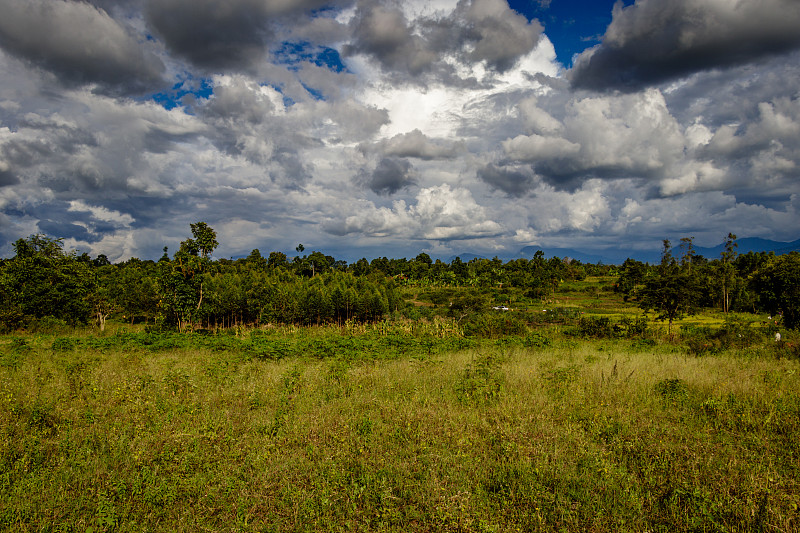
left=1, top=326, right=798, bottom=532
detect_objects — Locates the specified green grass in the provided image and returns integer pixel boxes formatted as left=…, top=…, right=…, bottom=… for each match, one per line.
left=2, top=324, right=799, bottom=532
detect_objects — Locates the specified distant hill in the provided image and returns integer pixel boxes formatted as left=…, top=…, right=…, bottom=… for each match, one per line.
left=451, top=237, right=800, bottom=265
left=517, top=246, right=610, bottom=264
left=449, top=253, right=487, bottom=262
left=514, top=237, right=800, bottom=265
left=693, top=237, right=800, bottom=258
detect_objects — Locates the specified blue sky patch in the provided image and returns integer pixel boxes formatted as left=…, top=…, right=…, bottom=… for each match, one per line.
left=508, top=0, right=635, bottom=67
left=150, top=78, right=214, bottom=110
left=274, top=41, right=347, bottom=73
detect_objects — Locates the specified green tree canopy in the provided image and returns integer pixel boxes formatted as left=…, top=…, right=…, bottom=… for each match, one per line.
left=638, top=240, right=701, bottom=334
left=0, top=235, right=94, bottom=327
left=749, top=252, right=800, bottom=330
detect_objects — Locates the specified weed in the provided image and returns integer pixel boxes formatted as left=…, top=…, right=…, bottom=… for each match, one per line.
left=0, top=338, right=28, bottom=369
left=541, top=364, right=580, bottom=398
left=163, top=368, right=196, bottom=396
left=655, top=378, right=690, bottom=404
left=51, top=336, right=77, bottom=352
left=324, top=358, right=351, bottom=400
left=522, top=332, right=552, bottom=348
left=2, top=304, right=799, bottom=531
left=270, top=365, right=303, bottom=437
left=455, top=351, right=503, bottom=406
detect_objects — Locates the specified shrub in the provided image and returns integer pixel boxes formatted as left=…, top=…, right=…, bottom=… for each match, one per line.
left=617, top=316, right=649, bottom=337
left=655, top=378, right=690, bottom=404
left=27, top=316, right=72, bottom=335
left=51, top=337, right=78, bottom=353
left=771, top=341, right=800, bottom=360
left=522, top=332, right=552, bottom=348
left=455, top=352, right=503, bottom=406
left=529, top=307, right=580, bottom=326
left=461, top=312, right=528, bottom=338
left=577, top=316, right=613, bottom=338
left=0, top=308, right=26, bottom=333
left=683, top=317, right=762, bottom=355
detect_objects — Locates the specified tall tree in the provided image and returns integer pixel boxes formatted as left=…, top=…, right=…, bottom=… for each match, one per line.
left=749, top=252, right=800, bottom=330
left=679, top=236, right=695, bottom=271
left=0, top=235, right=94, bottom=327
left=158, top=223, right=219, bottom=331
left=719, top=233, right=738, bottom=313
left=638, top=239, right=701, bottom=335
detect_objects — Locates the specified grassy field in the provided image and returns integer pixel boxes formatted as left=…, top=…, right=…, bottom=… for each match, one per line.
left=1, top=286, right=799, bottom=531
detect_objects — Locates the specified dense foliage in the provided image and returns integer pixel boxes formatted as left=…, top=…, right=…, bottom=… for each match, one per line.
left=1, top=224, right=799, bottom=332
left=616, top=238, right=800, bottom=331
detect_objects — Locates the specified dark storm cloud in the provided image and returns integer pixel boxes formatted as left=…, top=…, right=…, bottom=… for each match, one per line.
left=343, top=2, right=439, bottom=77
left=477, top=163, right=535, bottom=196
left=663, top=52, right=800, bottom=128
left=144, top=0, right=336, bottom=71
left=7, top=199, right=123, bottom=244
left=360, top=129, right=463, bottom=160
left=0, top=106, right=205, bottom=200
left=343, top=0, right=543, bottom=81
left=569, top=0, right=800, bottom=92
left=444, top=0, right=543, bottom=73
left=270, top=152, right=314, bottom=189
left=1, top=120, right=97, bottom=172
left=364, top=157, right=417, bottom=195
left=0, top=0, right=165, bottom=95
left=38, top=219, right=95, bottom=242
left=86, top=0, right=143, bottom=14
left=0, top=170, right=19, bottom=187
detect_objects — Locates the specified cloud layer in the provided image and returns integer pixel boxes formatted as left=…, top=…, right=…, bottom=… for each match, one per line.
left=0, top=0, right=799, bottom=262
left=569, top=0, right=800, bottom=91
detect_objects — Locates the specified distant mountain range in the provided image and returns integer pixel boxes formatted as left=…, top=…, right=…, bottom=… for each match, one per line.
left=451, top=237, right=800, bottom=265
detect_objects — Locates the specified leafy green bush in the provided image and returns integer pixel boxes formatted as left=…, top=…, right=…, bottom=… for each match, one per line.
left=51, top=337, right=77, bottom=352
left=27, top=316, right=72, bottom=334
left=0, top=338, right=29, bottom=369
left=655, top=378, right=690, bottom=404
left=244, top=339, right=296, bottom=361
left=577, top=316, right=614, bottom=338
left=573, top=315, right=649, bottom=339
left=683, top=317, right=762, bottom=355
left=460, top=312, right=528, bottom=338
left=0, top=308, right=26, bottom=333
left=771, top=340, right=800, bottom=360
left=455, top=352, right=503, bottom=406
left=522, top=332, right=552, bottom=348
left=617, top=316, right=649, bottom=337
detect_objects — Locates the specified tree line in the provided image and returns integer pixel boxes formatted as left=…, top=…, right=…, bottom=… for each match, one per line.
left=616, top=235, right=800, bottom=331
left=1, top=224, right=798, bottom=332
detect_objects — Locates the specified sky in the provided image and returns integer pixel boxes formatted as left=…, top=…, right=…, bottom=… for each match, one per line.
left=0, top=0, right=799, bottom=263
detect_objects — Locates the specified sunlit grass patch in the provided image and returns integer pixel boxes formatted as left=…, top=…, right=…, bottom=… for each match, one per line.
left=2, top=303, right=800, bottom=531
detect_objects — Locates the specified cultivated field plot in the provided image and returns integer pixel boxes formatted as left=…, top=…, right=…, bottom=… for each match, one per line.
left=2, top=328, right=799, bottom=532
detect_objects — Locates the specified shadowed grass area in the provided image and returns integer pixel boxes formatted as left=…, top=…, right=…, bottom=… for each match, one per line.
left=1, top=328, right=799, bottom=532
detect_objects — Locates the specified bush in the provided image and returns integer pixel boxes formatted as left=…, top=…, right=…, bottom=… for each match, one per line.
left=617, top=316, right=649, bottom=337
left=455, top=352, right=503, bottom=406
left=522, top=332, right=552, bottom=348
left=461, top=312, right=528, bottom=338
left=529, top=307, right=580, bottom=326
left=574, top=315, right=649, bottom=339
left=51, top=337, right=78, bottom=352
left=27, top=316, right=72, bottom=335
left=0, top=308, right=26, bottom=333
left=577, top=316, right=613, bottom=338
left=655, top=378, right=690, bottom=404
left=771, top=340, right=800, bottom=360
left=683, top=317, right=762, bottom=355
